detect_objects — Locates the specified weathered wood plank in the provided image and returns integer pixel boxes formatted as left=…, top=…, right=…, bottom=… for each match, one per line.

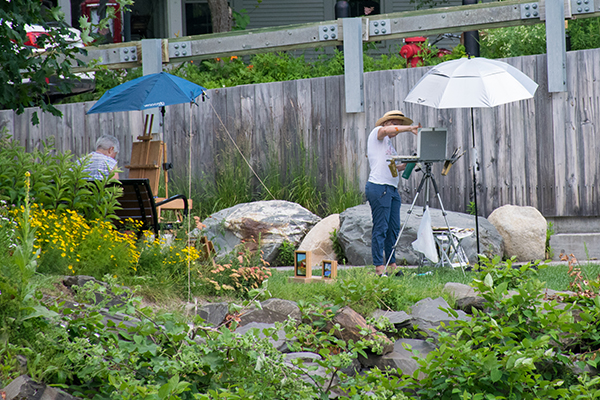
left=8, top=48, right=600, bottom=218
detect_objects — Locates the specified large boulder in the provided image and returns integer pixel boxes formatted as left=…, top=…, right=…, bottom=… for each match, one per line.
left=338, top=204, right=503, bottom=265
left=297, top=214, right=340, bottom=266
left=488, top=205, right=547, bottom=261
left=201, top=200, right=321, bottom=264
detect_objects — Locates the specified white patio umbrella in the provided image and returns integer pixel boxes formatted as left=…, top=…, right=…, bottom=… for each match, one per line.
left=404, top=57, right=538, bottom=254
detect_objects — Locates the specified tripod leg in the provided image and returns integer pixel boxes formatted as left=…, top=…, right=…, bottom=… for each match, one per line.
left=383, top=172, right=428, bottom=273
left=430, top=175, right=466, bottom=276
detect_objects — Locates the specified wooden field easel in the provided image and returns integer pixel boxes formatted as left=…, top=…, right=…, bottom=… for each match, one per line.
left=125, top=115, right=191, bottom=220
left=126, top=114, right=166, bottom=195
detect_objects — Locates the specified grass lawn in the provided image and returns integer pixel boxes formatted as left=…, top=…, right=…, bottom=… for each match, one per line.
left=265, top=261, right=600, bottom=315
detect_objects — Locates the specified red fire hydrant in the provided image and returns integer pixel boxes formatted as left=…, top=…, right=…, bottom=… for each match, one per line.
left=400, top=36, right=451, bottom=67
left=399, top=37, right=427, bottom=68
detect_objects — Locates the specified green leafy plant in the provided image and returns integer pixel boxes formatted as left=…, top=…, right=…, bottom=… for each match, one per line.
left=275, top=239, right=296, bottom=267
left=0, top=135, right=122, bottom=221
left=568, top=17, right=600, bottom=51
left=480, top=24, right=547, bottom=59
left=546, top=221, right=555, bottom=260
left=330, top=228, right=347, bottom=265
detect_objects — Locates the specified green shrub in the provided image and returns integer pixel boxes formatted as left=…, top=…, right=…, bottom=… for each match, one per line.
left=274, top=239, right=296, bottom=267
left=0, top=135, right=122, bottom=221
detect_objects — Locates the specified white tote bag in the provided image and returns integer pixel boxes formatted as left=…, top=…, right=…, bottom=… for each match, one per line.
left=411, top=206, right=439, bottom=263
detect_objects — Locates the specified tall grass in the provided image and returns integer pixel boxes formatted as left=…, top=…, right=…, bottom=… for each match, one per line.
left=169, top=125, right=362, bottom=219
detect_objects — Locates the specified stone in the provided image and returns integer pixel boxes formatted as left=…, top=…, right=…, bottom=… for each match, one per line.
left=331, top=306, right=394, bottom=355
left=62, top=275, right=126, bottom=308
left=197, top=302, right=229, bottom=327
left=443, top=282, right=477, bottom=299
left=239, top=298, right=301, bottom=327
left=359, top=339, right=435, bottom=379
left=488, top=205, right=547, bottom=262
left=235, top=322, right=289, bottom=352
left=455, top=297, right=486, bottom=314
left=261, top=298, right=302, bottom=322
left=2, top=375, right=81, bottom=400
left=201, top=200, right=321, bottom=264
left=410, top=297, right=470, bottom=338
left=283, top=352, right=339, bottom=389
left=372, top=309, right=412, bottom=330
left=297, top=214, right=340, bottom=267
left=338, top=204, right=503, bottom=266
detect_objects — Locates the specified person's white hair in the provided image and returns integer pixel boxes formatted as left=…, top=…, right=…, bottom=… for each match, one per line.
left=95, top=135, right=120, bottom=155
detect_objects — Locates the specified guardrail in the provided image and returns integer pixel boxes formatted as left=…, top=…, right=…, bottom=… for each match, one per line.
left=71, top=0, right=599, bottom=72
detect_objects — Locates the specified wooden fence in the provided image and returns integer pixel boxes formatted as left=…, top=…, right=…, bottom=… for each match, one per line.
left=1, top=47, right=598, bottom=218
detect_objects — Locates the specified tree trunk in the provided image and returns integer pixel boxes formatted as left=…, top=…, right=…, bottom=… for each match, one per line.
left=207, top=0, right=232, bottom=33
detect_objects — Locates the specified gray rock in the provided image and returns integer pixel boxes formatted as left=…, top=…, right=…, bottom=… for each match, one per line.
left=239, top=299, right=301, bottom=327
left=262, top=298, right=301, bottom=322
left=372, top=309, right=412, bottom=330
left=284, top=352, right=338, bottom=390
left=197, top=302, right=229, bottom=327
left=62, top=275, right=126, bottom=308
left=338, top=204, right=503, bottom=266
left=201, top=200, right=321, bottom=264
left=1, top=375, right=81, bottom=400
left=455, top=297, right=486, bottom=314
left=443, top=282, right=477, bottom=299
left=410, top=297, right=470, bottom=338
left=359, top=338, right=435, bottom=379
left=235, top=322, right=289, bottom=352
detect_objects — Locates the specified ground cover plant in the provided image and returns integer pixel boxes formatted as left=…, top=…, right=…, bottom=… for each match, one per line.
left=3, top=141, right=600, bottom=398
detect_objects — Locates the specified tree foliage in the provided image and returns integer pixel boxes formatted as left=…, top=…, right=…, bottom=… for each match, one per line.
left=0, top=0, right=132, bottom=124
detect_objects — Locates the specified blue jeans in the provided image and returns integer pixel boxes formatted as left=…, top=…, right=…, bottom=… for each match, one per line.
left=365, top=182, right=401, bottom=266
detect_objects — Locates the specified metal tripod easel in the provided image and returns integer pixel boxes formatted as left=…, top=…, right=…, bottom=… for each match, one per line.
left=384, top=162, right=466, bottom=276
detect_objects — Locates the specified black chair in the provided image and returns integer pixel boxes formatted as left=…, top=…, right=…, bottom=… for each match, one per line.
left=113, top=178, right=188, bottom=236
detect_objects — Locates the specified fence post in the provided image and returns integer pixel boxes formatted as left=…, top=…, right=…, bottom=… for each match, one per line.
left=343, top=18, right=364, bottom=113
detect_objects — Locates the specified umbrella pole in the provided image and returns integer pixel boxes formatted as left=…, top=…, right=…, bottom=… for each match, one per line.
left=470, top=108, right=481, bottom=255
left=187, top=103, right=193, bottom=303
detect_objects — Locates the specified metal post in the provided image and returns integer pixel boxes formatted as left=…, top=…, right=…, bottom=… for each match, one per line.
left=142, top=39, right=164, bottom=137
left=342, top=18, right=364, bottom=113
left=462, top=0, right=480, bottom=57
left=546, top=0, right=567, bottom=92
left=335, top=1, right=351, bottom=52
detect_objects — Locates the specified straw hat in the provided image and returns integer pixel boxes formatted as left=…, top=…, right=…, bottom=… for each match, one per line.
left=376, top=110, right=413, bottom=126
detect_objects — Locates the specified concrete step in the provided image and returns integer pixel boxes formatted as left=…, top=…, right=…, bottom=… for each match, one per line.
left=549, top=233, right=600, bottom=261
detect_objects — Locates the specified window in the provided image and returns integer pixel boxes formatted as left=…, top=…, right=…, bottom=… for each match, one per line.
left=185, top=1, right=212, bottom=36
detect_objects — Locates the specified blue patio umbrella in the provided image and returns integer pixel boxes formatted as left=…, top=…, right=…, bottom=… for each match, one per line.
left=87, top=72, right=206, bottom=114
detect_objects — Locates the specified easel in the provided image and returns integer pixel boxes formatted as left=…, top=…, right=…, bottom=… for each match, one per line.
left=125, top=114, right=191, bottom=221
left=385, top=162, right=466, bottom=276
left=126, top=114, right=166, bottom=195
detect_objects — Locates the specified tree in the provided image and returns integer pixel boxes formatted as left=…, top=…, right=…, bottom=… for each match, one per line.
left=207, top=0, right=233, bottom=33
left=0, top=0, right=132, bottom=124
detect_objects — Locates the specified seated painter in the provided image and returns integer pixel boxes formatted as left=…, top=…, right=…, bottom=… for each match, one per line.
left=81, top=135, right=120, bottom=180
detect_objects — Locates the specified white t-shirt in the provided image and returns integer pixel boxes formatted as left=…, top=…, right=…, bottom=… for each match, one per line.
left=367, top=126, right=399, bottom=188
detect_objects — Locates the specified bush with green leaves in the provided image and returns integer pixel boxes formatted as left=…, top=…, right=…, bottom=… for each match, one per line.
left=274, top=239, right=296, bottom=267
left=395, top=256, right=600, bottom=398
left=0, top=134, right=122, bottom=221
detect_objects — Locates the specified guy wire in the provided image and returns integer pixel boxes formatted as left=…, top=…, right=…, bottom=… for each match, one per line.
left=209, top=102, right=276, bottom=200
